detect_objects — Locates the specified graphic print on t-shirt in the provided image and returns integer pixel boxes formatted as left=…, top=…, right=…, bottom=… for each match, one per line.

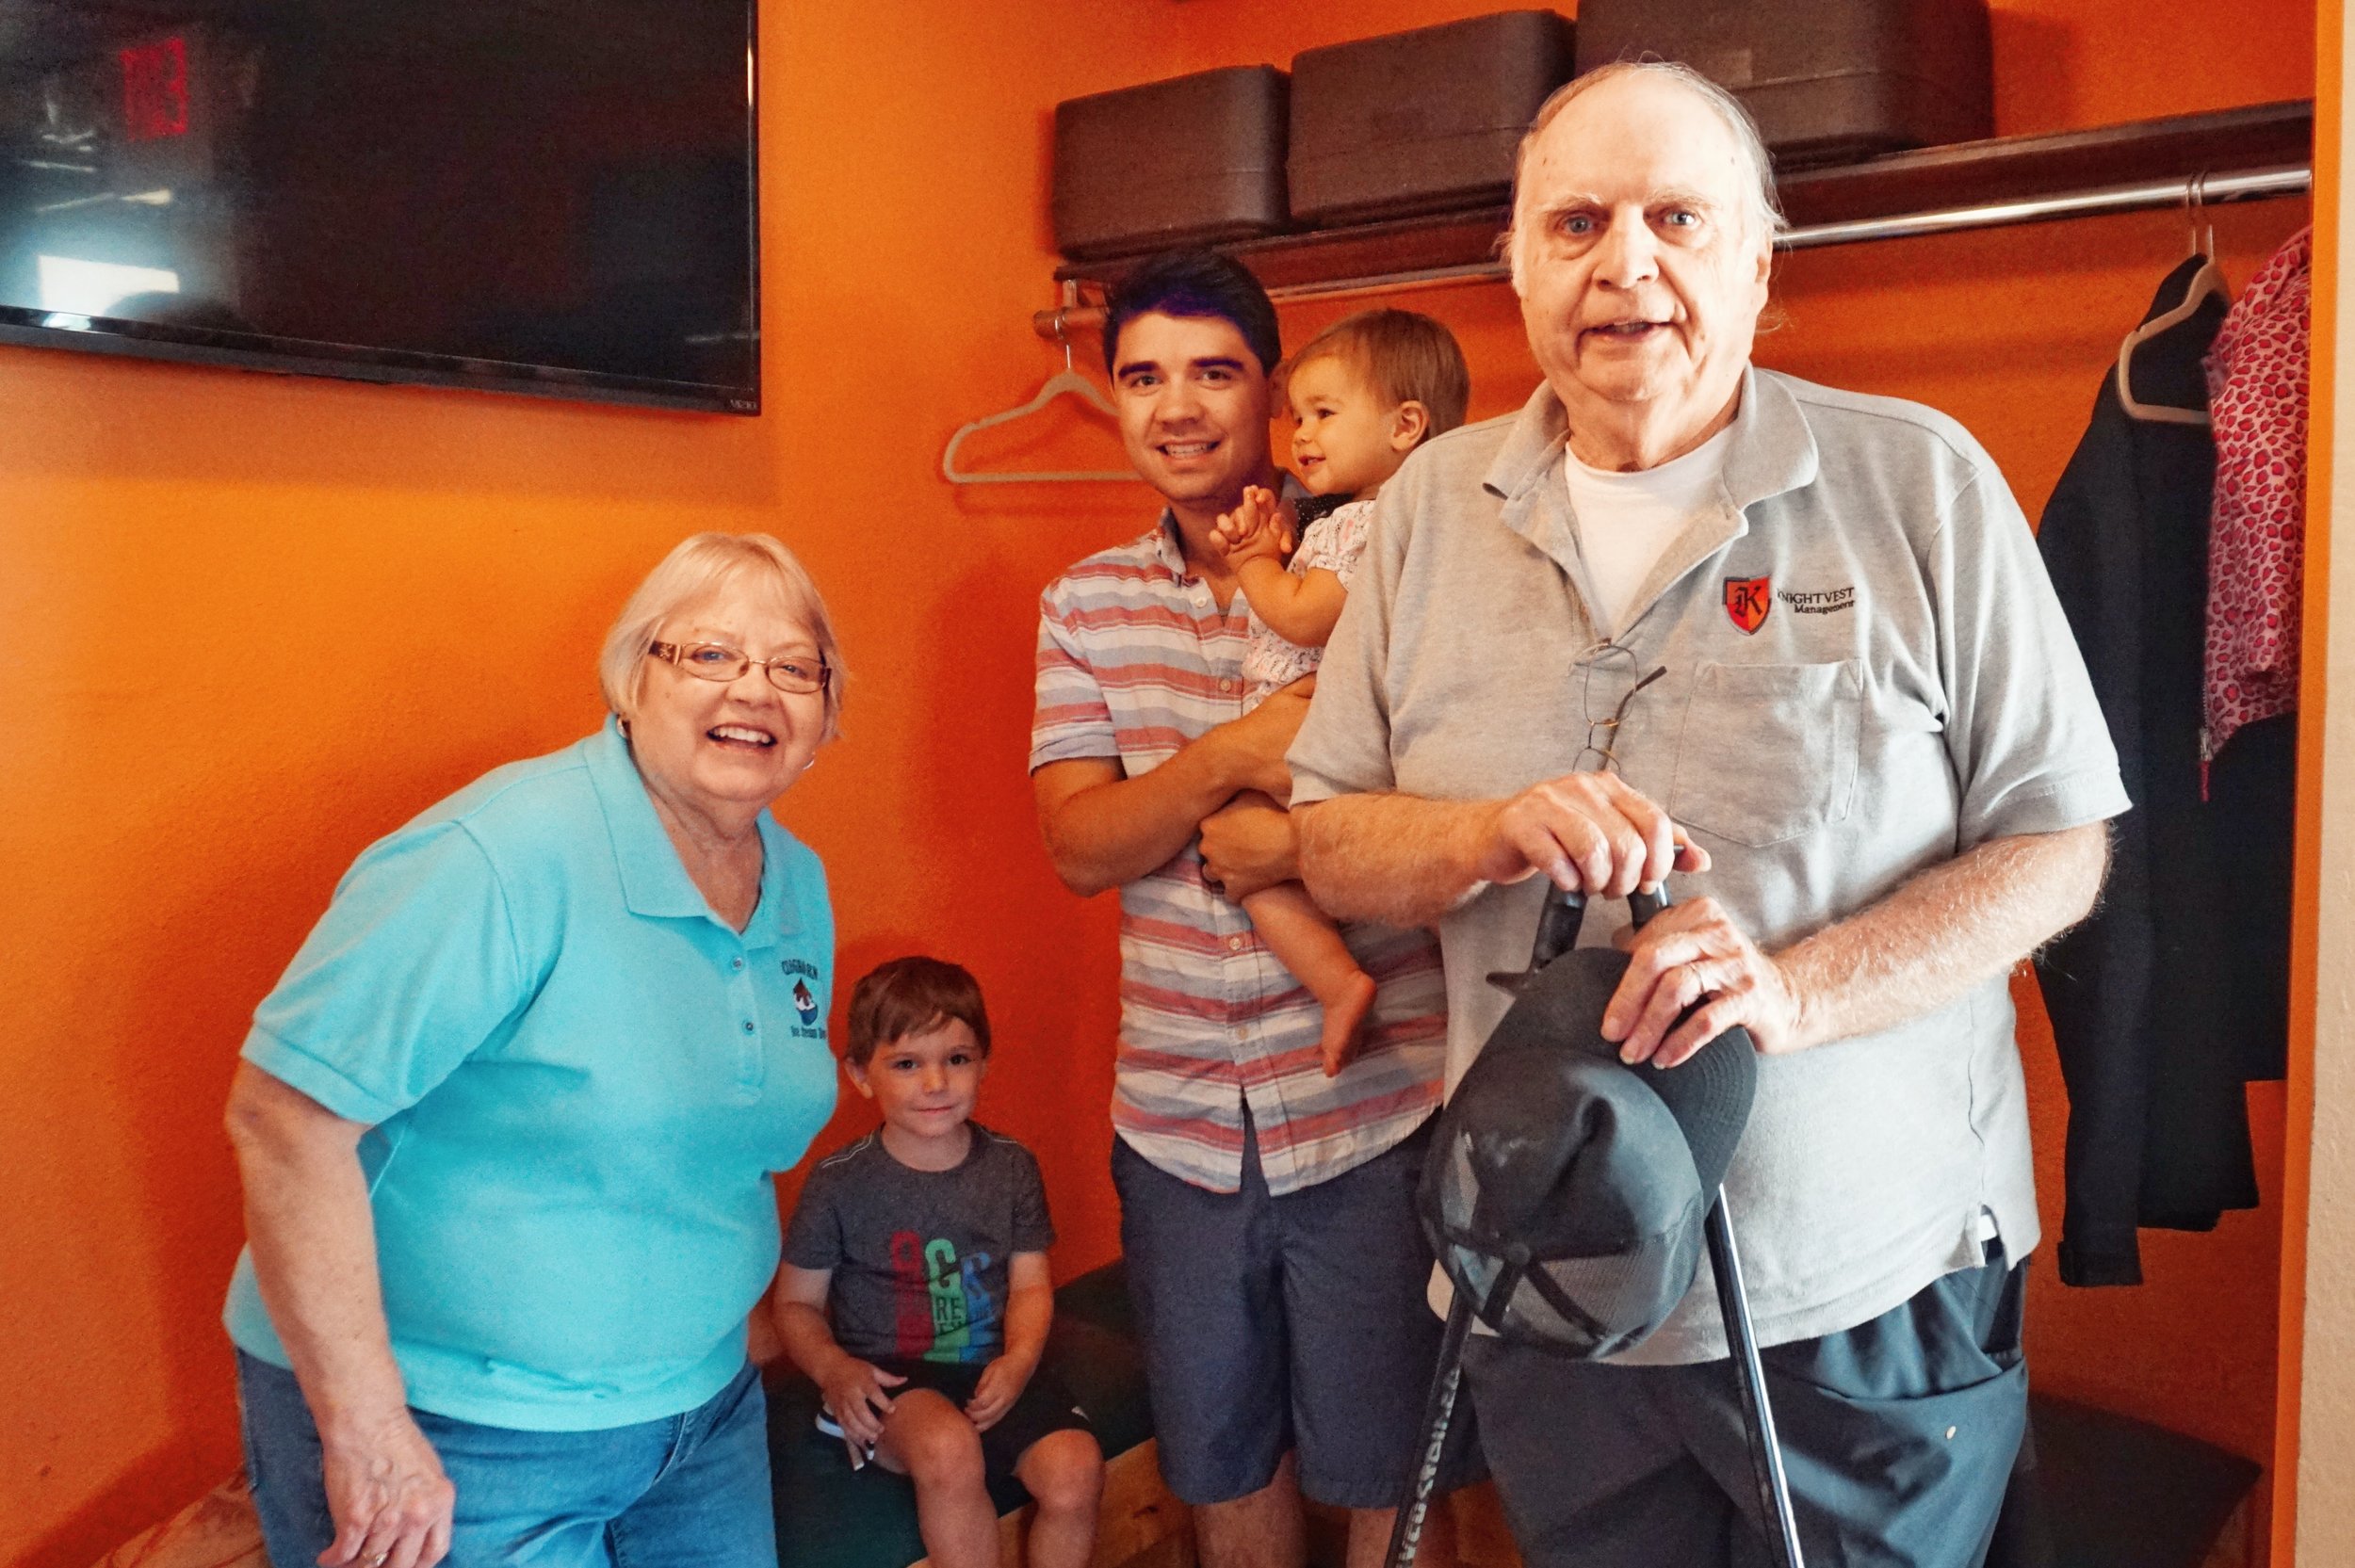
left=888, top=1230, right=999, bottom=1362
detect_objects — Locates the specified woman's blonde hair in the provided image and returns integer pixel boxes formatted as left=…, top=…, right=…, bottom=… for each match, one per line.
left=598, top=532, right=845, bottom=740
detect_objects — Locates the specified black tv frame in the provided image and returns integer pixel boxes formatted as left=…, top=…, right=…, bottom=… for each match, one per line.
left=0, top=6, right=762, bottom=417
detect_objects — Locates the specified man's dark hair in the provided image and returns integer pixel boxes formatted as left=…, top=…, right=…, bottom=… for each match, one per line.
left=844, top=956, right=992, bottom=1067
left=1101, top=251, right=1281, bottom=380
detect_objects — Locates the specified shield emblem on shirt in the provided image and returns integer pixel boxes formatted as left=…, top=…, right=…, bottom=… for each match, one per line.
left=1723, top=576, right=1772, bottom=636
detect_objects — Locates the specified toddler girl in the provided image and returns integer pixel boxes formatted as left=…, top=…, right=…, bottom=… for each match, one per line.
left=1208, top=308, right=1470, bottom=1075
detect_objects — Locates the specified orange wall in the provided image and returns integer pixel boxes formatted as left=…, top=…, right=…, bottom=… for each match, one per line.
left=0, top=1, right=2317, bottom=1564
left=0, top=3, right=1192, bottom=1561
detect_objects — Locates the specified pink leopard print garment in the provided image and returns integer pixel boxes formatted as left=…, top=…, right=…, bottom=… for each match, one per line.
left=2202, top=225, right=2311, bottom=757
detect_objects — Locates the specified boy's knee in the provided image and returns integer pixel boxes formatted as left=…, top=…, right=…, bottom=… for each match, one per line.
left=1023, top=1431, right=1106, bottom=1512
left=899, top=1406, right=986, bottom=1487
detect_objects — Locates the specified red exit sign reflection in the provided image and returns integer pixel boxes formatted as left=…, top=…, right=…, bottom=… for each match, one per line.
left=121, top=37, right=189, bottom=142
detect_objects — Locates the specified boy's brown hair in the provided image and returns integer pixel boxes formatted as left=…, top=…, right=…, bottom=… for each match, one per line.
left=843, top=956, right=992, bottom=1067
left=1285, top=308, right=1471, bottom=439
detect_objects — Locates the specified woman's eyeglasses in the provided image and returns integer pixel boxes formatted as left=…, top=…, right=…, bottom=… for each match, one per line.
left=648, top=640, right=831, bottom=696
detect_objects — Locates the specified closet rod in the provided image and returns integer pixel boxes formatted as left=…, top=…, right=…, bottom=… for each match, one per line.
left=1030, top=162, right=2313, bottom=338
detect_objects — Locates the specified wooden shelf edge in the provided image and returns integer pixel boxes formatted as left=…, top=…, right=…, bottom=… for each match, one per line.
left=1052, top=98, right=2314, bottom=298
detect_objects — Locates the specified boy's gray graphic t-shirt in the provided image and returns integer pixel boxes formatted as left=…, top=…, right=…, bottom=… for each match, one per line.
left=783, top=1123, right=1054, bottom=1365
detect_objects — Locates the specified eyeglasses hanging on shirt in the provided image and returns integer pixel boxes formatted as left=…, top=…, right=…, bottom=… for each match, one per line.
left=1576, top=642, right=1666, bottom=775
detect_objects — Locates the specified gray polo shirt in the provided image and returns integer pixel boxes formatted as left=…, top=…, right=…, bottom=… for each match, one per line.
left=1290, top=369, right=2129, bottom=1363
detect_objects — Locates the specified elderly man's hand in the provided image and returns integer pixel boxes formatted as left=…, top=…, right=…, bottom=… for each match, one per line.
left=1200, top=792, right=1299, bottom=901
left=1470, top=771, right=1709, bottom=900
left=1603, top=896, right=1813, bottom=1068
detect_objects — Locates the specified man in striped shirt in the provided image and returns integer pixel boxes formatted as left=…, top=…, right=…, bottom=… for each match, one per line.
left=1030, top=252, right=1466, bottom=1568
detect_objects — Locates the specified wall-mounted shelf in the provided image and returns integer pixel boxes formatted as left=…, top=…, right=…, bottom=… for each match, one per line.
left=1036, top=98, right=2313, bottom=335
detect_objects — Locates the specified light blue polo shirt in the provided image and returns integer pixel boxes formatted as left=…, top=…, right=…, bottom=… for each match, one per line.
left=224, top=718, right=837, bottom=1431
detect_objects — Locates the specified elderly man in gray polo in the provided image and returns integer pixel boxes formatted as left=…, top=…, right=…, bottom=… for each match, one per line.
left=1288, top=60, right=2126, bottom=1568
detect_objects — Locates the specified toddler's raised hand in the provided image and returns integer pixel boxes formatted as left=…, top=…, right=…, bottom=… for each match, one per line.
left=1211, top=486, right=1286, bottom=567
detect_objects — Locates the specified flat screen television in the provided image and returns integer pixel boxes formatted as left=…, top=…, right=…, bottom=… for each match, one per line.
left=0, top=1, right=759, bottom=413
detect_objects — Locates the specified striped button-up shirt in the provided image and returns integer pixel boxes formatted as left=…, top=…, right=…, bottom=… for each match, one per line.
left=1031, top=517, right=1447, bottom=1196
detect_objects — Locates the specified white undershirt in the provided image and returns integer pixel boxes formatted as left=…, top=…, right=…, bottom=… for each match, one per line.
left=1563, top=425, right=1734, bottom=635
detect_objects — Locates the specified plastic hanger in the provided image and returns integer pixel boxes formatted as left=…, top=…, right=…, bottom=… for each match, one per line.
left=941, top=318, right=1136, bottom=484
left=2115, top=171, right=2229, bottom=427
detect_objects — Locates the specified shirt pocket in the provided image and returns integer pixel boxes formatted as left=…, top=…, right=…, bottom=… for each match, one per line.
left=1669, top=660, right=1861, bottom=848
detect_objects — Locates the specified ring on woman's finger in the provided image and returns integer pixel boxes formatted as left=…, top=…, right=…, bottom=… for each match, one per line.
left=371, top=1555, right=389, bottom=1566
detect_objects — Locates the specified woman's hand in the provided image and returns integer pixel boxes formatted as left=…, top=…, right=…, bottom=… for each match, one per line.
left=818, top=1357, right=906, bottom=1450
left=317, top=1409, right=455, bottom=1568
left=965, top=1355, right=1036, bottom=1432
left=225, top=1065, right=453, bottom=1568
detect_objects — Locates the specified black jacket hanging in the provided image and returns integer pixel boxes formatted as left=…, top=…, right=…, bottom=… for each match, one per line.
left=2033, top=257, right=2261, bottom=1288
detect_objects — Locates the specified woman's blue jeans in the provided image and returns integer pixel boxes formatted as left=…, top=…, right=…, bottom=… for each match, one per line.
left=236, top=1350, right=778, bottom=1568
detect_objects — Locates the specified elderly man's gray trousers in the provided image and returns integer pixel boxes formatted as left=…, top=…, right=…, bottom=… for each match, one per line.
left=1461, top=1246, right=2028, bottom=1568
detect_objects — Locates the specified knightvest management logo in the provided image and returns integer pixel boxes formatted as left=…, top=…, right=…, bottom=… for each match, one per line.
left=1724, top=574, right=1772, bottom=635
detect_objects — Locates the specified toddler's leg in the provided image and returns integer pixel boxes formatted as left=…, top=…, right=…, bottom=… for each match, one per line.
left=1243, top=881, right=1378, bottom=1076
left=1014, top=1429, right=1105, bottom=1568
left=874, top=1389, right=999, bottom=1568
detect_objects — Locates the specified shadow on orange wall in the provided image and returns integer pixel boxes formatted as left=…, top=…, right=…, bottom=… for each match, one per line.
left=0, top=0, right=2316, bottom=1563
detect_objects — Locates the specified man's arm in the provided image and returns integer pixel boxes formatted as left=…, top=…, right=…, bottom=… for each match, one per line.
left=1298, top=775, right=2108, bottom=1069
left=1293, top=771, right=1711, bottom=928
left=1034, top=688, right=1308, bottom=897
left=1607, top=822, right=2110, bottom=1067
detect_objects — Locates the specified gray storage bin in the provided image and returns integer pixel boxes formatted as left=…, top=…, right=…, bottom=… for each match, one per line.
left=1288, top=10, right=1576, bottom=226
left=1575, top=0, right=1992, bottom=170
left=1052, top=66, right=1289, bottom=261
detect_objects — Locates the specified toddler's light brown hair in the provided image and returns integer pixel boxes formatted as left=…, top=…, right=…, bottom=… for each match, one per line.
left=1285, top=308, right=1471, bottom=439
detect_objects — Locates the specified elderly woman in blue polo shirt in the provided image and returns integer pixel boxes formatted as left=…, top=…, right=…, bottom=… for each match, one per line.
left=222, top=532, right=843, bottom=1568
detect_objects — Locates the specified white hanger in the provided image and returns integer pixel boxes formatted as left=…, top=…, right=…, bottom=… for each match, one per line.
left=941, top=319, right=1137, bottom=485
left=2115, top=171, right=2229, bottom=428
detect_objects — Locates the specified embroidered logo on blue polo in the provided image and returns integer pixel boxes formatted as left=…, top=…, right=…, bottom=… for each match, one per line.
left=781, top=957, right=828, bottom=1039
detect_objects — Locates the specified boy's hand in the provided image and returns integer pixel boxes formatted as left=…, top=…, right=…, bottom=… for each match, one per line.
left=965, top=1355, right=1036, bottom=1432
left=819, top=1358, right=905, bottom=1449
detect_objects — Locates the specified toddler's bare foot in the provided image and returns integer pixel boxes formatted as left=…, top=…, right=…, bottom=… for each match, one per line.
left=1320, top=970, right=1379, bottom=1077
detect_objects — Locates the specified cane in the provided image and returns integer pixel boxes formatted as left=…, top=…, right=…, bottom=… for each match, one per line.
left=1707, top=1191, right=1806, bottom=1568
left=1384, top=1291, right=1476, bottom=1568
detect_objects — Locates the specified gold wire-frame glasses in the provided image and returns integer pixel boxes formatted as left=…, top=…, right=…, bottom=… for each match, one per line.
left=647, top=639, right=831, bottom=696
left=1577, top=642, right=1667, bottom=774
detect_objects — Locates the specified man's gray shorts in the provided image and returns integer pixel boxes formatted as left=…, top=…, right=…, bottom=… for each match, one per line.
left=1112, top=1111, right=1484, bottom=1510
left=1465, top=1244, right=2030, bottom=1568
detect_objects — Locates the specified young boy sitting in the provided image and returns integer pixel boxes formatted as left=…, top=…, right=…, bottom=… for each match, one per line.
left=773, top=957, right=1105, bottom=1568
left=1205, top=307, right=1470, bottom=1075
